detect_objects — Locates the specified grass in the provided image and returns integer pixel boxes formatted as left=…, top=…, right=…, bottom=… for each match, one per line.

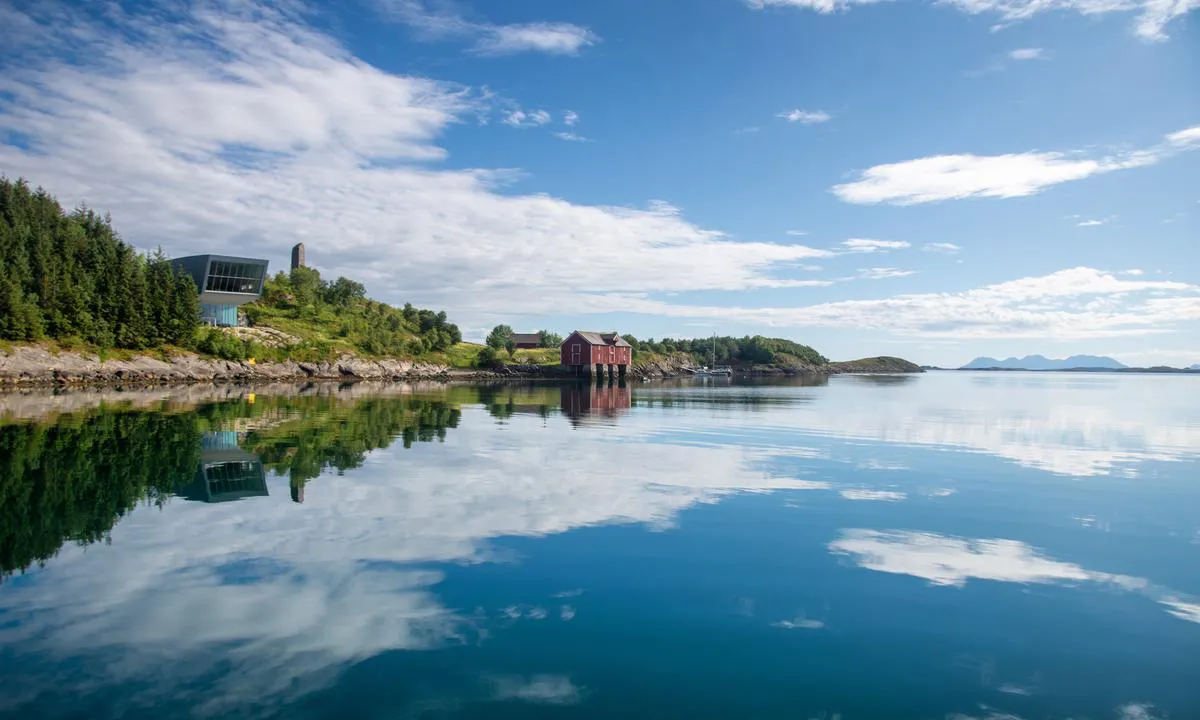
left=430, top=344, right=561, bottom=369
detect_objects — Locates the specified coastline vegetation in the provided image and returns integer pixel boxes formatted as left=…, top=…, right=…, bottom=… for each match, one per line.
left=2, top=176, right=843, bottom=373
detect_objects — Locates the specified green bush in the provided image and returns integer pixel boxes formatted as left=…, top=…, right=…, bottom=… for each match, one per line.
left=475, top=346, right=499, bottom=368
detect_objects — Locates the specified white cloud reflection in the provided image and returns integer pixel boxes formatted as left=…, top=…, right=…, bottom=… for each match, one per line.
left=1, top=373, right=1197, bottom=715
left=793, top=373, right=1200, bottom=477
left=830, top=529, right=1199, bottom=624
left=0, top=405, right=838, bottom=715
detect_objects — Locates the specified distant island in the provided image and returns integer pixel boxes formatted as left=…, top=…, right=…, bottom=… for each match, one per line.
left=957, top=355, right=1199, bottom=374
left=961, top=355, right=1126, bottom=370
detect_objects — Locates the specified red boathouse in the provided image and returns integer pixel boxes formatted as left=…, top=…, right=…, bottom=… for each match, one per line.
left=560, top=331, right=632, bottom=379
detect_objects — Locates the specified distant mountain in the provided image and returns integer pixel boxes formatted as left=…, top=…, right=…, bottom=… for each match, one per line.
left=1191, top=364, right=1200, bottom=371
left=961, top=354, right=1128, bottom=370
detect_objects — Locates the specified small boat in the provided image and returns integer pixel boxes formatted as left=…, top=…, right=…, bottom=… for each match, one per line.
left=693, top=335, right=733, bottom=377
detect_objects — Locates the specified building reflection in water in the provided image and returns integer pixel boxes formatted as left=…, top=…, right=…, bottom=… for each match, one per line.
left=560, top=381, right=632, bottom=427
left=176, top=431, right=268, bottom=504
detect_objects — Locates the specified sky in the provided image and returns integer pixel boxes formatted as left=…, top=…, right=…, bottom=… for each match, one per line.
left=0, top=0, right=1197, bottom=367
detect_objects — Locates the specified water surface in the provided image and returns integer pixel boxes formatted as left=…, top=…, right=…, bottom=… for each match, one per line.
left=1, top=373, right=1198, bottom=719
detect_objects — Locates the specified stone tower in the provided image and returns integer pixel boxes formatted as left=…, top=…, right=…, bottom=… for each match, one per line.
left=290, top=242, right=305, bottom=270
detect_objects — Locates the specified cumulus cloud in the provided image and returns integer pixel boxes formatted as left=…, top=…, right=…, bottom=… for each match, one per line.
left=382, top=0, right=598, bottom=55
left=0, top=0, right=834, bottom=331
left=750, top=0, right=1199, bottom=41
left=593, top=267, right=1200, bottom=340
left=831, top=126, right=1200, bottom=204
left=563, top=110, right=579, bottom=126
left=778, top=108, right=832, bottom=124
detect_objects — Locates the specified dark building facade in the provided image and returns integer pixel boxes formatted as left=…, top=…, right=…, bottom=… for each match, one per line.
left=291, top=243, right=305, bottom=270
left=511, top=333, right=541, bottom=349
left=172, top=254, right=269, bottom=326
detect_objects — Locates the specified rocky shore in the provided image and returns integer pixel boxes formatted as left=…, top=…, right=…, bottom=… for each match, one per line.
left=0, top=346, right=923, bottom=390
left=0, top=345, right=456, bottom=388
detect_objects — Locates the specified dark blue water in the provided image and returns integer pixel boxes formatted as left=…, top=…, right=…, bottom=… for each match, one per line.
left=1, top=373, right=1197, bottom=719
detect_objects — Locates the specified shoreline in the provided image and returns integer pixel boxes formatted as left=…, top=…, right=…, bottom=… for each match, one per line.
left=0, top=345, right=922, bottom=391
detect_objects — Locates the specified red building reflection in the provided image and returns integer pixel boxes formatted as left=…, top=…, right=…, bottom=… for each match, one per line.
left=560, top=382, right=633, bottom=427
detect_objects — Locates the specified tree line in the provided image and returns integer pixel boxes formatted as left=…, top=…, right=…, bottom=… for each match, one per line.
left=0, top=178, right=199, bottom=348
left=0, top=393, right=467, bottom=580
left=623, top=335, right=827, bottom=367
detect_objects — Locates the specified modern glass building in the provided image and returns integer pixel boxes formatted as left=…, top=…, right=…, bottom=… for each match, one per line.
left=171, top=254, right=270, bottom=326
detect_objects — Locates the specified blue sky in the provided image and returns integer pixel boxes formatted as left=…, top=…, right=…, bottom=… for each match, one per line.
left=0, top=0, right=1197, bottom=366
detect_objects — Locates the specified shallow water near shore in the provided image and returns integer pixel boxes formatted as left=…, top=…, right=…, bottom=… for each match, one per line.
left=1, top=372, right=1198, bottom=720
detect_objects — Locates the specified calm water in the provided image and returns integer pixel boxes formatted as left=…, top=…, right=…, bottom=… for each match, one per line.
left=1, top=373, right=1198, bottom=720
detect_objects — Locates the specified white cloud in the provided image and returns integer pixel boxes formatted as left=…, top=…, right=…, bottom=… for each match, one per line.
left=1008, top=47, right=1045, bottom=60
left=830, top=530, right=1200, bottom=624
left=839, top=489, right=907, bottom=501
left=772, top=616, right=825, bottom=629
left=751, top=0, right=1200, bottom=42
left=491, top=675, right=583, bottom=705
left=1121, top=269, right=1145, bottom=276
left=778, top=108, right=832, bottom=124
left=0, top=1, right=837, bottom=330
left=592, top=267, right=1200, bottom=341
left=857, top=459, right=909, bottom=470
left=858, top=267, right=916, bottom=280
left=502, top=109, right=552, bottom=128
left=831, top=127, right=1200, bottom=205
left=1166, top=125, right=1200, bottom=145
left=1160, top=598, right=1200, bottom=623
left=842, top=238, right=912, bottom=253
left=922, top=242, right=961, bottom=254
left=478, top=23, right=598, bottom=55
left=786, top=229, right=809, bottom=236
left=830, top=529, right=1120, bottom=586
left=1119, top=703, right=1166, bottom=720
left=563, top=110, right=579, bottom=126
left=748, top=0, right=887, bottom=12
left=384, top=0, right=598, bottom=55
left=0, top=398, right=864, bottom=713
left=553, top=131, right=593, bottom=142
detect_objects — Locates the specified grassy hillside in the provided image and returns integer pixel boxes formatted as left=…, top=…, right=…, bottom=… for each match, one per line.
left=191, top=267, right=461, bottom=362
